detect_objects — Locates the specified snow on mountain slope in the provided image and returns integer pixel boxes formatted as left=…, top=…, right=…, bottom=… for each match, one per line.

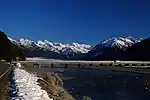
left=8, top=36, right=142, bottom=59
left=92, top=36, right=141, bottom=51
left=8, top=37, right=20, bottom=44
left=86, top=36, right=143, bottom=59
left=8, top=37, right=92, bottom=56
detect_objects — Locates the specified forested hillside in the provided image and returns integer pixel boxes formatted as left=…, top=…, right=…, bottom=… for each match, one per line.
left=0, top=31, right=25, bottom=61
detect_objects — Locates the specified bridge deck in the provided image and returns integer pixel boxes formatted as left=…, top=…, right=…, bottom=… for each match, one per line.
left=21, top=60, right=150, bottom=67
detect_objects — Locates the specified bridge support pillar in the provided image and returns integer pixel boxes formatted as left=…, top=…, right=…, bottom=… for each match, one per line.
left=65, top=64, right=68, bottom=68
left=89, top=63, right=92, bottom=67
left=78, top=63, right=81, bottom=68
left=51, top=63, right=54, bottom=68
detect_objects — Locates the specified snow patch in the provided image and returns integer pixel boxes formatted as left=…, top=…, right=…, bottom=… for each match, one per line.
left=16, top=62, right=22, bottom=68
left=11, top=65, right=53, bottom=100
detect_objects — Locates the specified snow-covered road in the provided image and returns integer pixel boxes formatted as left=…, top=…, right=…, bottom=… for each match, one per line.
left=11, top=63, right=53, bottom=100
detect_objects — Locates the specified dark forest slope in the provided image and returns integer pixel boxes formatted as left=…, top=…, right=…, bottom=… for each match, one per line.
left=0, top=31, right=25, bottom=61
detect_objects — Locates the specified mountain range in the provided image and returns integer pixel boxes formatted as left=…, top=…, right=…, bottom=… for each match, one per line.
left=8, top=37, right=92, bottom=59
left=8, top=36, right=150, bottom=61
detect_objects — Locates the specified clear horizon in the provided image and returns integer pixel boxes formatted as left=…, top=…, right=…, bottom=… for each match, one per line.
left=0, top=0, right=150, bottom=45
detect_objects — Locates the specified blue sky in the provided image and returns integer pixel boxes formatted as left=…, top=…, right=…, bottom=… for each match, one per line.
left=0, top=0, right=150, bottom=45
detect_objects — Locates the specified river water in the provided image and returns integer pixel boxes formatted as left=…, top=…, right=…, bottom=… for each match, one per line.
left=28, top=66, right=150, bottom=100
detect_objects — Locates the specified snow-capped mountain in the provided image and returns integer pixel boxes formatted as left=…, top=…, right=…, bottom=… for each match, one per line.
left=8, top=36, right=144, bottom=60
left=92, top=36, right=141, bottom=51
left=86, top=36, right=142, bottom=60
left=8, top=37, right=92, bottom=57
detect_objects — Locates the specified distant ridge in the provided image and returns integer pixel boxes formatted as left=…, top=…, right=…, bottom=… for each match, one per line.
left=9, top=36, right=150, bottom=61
left=9, top=37, right=92, bottom=58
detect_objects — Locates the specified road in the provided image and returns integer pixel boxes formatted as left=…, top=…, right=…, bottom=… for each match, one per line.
left=0, top=62, right=13, bottom=79
left=0, top=61, right=13, bottom=100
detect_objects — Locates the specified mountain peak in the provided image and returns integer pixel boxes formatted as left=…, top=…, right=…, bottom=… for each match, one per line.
left=86, top=36, right=144, bottom=60
left=99, top=36, right=141, bottom=49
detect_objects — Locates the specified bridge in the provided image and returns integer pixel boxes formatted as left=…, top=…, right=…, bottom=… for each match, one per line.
left=21, top=60, right=150, bottom=67
left=20, top=60, right=150, bottom=74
